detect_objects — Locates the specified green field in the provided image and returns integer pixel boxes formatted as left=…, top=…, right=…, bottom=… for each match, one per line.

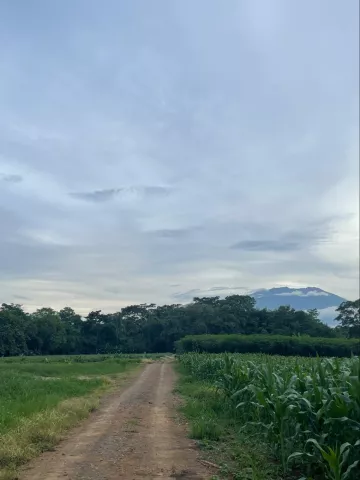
left=177, top=353, right=360, bottom=480
left=2, top=352, right=359, bottom=480
left=0, top=353, right=164, bottom=363
left=0, top=354, right=144, bottom=479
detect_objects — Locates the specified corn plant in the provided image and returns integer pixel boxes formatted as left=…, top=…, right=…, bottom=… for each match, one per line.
left=288, top=438, right=360, bottom=480
left=179, top=353, right=360, bottom=480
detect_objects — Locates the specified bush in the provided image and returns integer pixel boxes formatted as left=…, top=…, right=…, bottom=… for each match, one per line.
left=176, top=334, right=360, bottom=357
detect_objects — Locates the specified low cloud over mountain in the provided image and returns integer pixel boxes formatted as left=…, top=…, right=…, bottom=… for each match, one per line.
left=251, top=287, right=346, bottom=326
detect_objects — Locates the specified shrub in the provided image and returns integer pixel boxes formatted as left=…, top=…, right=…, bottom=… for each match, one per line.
left=176, top=334, right=360, bottom=357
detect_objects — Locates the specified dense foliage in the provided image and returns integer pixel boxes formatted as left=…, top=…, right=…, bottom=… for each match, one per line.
left=0, top=295, right=356, bottom=356
left=179, top=353, right=360, bottom=479
left=335, top=300, right=360, bottom=338
left=177, top=334, right=360, bottom=357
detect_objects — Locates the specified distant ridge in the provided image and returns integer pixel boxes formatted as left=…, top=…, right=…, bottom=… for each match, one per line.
left=250, top=287, right=346, bottom=326
left=174, top=285, right=347, bottom=326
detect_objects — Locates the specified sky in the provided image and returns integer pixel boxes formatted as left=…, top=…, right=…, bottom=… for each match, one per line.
left=0, top=0, right=359, bottom=315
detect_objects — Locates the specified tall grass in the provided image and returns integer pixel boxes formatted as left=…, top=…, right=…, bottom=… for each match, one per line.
left=0, top=355, right=141, bottom=479
left=179, top=353, right=360, bottom=480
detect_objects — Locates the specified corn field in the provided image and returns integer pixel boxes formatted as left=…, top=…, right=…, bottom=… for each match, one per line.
left=179, top=353, right=360, bottom=480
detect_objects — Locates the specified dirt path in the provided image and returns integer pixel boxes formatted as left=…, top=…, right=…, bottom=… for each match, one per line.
left=21, top=362, right=210, bottom=480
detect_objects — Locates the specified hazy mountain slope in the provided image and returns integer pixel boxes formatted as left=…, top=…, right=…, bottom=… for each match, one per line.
left=251, top=287, right=346, bottom=311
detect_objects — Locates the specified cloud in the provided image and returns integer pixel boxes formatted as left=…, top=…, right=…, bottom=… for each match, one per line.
left=12, top=294, right=30, bottom=301
left=208, top=286, right=247, bottom=292
left=151, top=225, right=203, bottom=238
left=70, top=188, right=123, bottom=203
left=104, top=286, right=122, bottom=295
left=155, top=229, right=189, bottom=238
left=304, top=290, right=330, bottom=297
left=173, top=289, right=201, bottom=301
left=232, top=239, right=298, bottom=252
left=230, top=218, right=340, bottom=253
left=275, top=290, right=330, bottom=297
left=0, top=173, right=23, bottom=183
left=173, top=286, right=248, bottom=302
left=318, top=306, right=338, bottom=326
left=142, top=186, right=171, bottom=196
left=70, top=186, right=171, bottom=203
left=0, top=0, right=358, bottom=311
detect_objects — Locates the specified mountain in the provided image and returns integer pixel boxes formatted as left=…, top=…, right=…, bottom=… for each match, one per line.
left=174, top=285, right=347, bottom=326
left=251, top=287, right=347, bottom=326
left=251, top=287, right=346, bottom=310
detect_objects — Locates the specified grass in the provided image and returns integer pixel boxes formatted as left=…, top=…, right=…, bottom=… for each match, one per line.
left=0, top=355, right=143, bottom=479
left=176, top=365, right=281, bottom=480
left=0, top=359, right=139, bottom=377
left=0, top=353, right=166, bottom=364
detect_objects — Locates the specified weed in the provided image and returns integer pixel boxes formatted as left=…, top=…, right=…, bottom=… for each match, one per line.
left=191, top=415, right=222, bottom=441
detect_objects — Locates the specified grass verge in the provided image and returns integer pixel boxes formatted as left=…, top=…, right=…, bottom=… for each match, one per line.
left=175, top=364, right=282, bottom=480
left=0, top=359, right=142, bottom=479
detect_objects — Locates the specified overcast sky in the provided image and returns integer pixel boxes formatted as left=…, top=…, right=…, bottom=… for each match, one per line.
left=0, top=0, right=359, bottom=314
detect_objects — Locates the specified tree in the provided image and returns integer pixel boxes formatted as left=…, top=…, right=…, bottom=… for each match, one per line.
left=31, top=308, right=67, bottom=354
left=0, top=303, right=28, bottom=356
left=193, top=296, right=221, bottom=307
left=0, top=293, right=338, bottom=356
left=59, top=307, right=83, bottom=353
left=335, top=300, right=360, bottom=338
left=81, top=310, right=103, bottom=353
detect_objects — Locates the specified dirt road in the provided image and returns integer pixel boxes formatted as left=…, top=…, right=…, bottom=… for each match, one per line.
left=21, top=362, right=209, bottom=480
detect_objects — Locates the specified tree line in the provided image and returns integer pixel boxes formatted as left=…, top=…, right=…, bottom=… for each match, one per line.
left=0, top=295, right=358, bottom=356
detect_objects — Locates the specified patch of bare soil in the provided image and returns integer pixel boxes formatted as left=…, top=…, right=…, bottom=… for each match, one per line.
left=21, top=362, right=209, bottom=480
